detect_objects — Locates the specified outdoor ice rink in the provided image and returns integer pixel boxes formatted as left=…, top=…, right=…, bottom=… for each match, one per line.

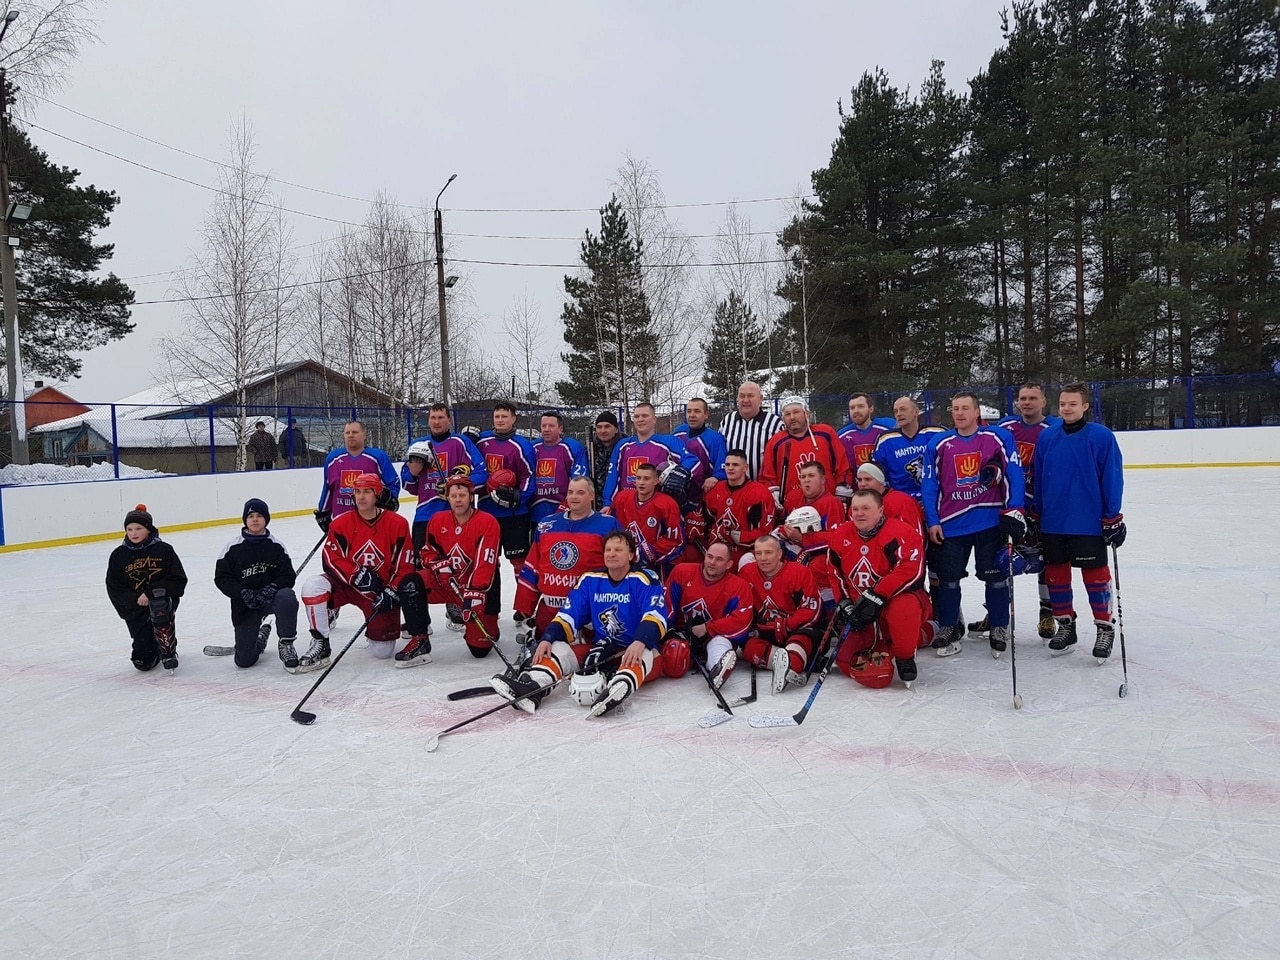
left=3, top=467, right=1278, bottom=960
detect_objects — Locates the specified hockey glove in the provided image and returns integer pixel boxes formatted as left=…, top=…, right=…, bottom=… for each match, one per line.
left=513, top=613, right=534, bottom=647
left=834, top=598, right=858, bottom=630
left=240, top=588, right=262, bottom=609
left=461, top=425, right=482, bottom=443
left=492, top=485, right=521, bottom=510
left=459, top=588, right=486, bottom=622
left=848, top=590, right=886, bottom=630
left=374, top=586, right=401, bottom=612
left=1102, top=514, right=1126, bottom=548
left=376, top=486, right=398, bottom=510
left=255, top=584, right=279, bottom=608
left=658, top=463, right=692, bottom=498
left=351, top=566, right=386, bottom=597
left=581, top=643, right=610, bottom=673
left=314, top=509, right=332, bottom=532
left=999, top=508, right=1027, bottom=544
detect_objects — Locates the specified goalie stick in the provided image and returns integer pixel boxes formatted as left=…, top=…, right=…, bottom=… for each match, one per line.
left=749, top=623, right=851, bottom=729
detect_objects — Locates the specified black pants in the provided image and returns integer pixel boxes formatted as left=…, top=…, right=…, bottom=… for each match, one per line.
left=123, top=596, right=181, bottom=669
left=233, top=588, right=299, bottom=667
left=254, top=461, right=274, bottom=471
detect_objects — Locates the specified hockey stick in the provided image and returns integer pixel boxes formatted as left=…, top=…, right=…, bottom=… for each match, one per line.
left=1112, top=545, right=1129, bottom=699
left=447, top=685, right=499, bottom=701
left=289, top=605, right=383, bottom=726
left=425, top=651, right=623, bottom=752
left=294, top=532, right=327, bottom=579
left=698, top=666, right=757, bottom=728
left=803, top=617, right=838, bottom=683
left=749, top=624, right=850, bottom=728
left=1008, top=537, right=1024, bottom=710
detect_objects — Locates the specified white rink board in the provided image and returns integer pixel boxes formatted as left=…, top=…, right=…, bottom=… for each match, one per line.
left=1, top=467, right=1278, bottom=959
left=1117, top=425, right=1280, bottom=466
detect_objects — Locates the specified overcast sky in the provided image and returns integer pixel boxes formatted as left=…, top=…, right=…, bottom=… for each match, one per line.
left=25, top=0, right=1013, bottom=404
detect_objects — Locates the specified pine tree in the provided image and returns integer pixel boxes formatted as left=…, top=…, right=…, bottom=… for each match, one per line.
left=556, top=196, right=656, bottom=407
left=3, top=128, right=135, bottom=382
left=702, top=291, right=766, bottom=401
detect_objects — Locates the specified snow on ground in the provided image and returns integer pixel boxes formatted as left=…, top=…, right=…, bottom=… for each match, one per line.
left=0, top=462, right=170, bottom=485
left=2, top=469, right=1278, bottom=960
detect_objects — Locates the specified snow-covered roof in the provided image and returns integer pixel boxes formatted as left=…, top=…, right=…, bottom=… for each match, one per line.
left=31, top=415, right=246, bottom=447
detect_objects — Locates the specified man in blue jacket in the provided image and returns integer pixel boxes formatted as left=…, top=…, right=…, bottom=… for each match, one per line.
left=1033, top=383, right=1125, bottom=659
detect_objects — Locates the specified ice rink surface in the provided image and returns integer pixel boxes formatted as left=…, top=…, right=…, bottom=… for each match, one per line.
left=2, top=468, right=1278, bottom=960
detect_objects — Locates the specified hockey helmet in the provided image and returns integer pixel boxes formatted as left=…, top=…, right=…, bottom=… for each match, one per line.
left=406, top=441, right=436, bottom=466
left=659, top=636, right=691, bottom=678
left=785, top=505, right=823, bottom=535
left=443, top=474, right=475, bottom=494
left=351, top=472, right=384, bottom=494
left=850, top=648, right=895, bottom=689
left=569, top=670, right=607, bottom=707
left=487, top=467, right=518, bottom=492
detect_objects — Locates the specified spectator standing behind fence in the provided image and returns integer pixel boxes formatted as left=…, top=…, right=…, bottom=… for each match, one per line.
left=247, top=421, right=278, bottom=470
left=278, top=418, right=307, bottom=467
left=589, top=411, right=622, bottom=510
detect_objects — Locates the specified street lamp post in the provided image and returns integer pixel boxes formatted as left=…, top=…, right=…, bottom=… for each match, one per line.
left=434, top=173, right=457, bottom=407
left=1, top=9, right=28, bottom=465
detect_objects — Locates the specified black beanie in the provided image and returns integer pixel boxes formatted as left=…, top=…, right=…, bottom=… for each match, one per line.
left=243, top=498, right=271, bottom=526
left=595, top=410, right=619, bottom=428
left=124, top=504, right=155, bottom=533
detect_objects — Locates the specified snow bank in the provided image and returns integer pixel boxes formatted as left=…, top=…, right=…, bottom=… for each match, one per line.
left=0, top=462, right=170, bottom=486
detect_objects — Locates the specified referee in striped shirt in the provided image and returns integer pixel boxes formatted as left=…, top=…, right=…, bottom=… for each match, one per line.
left=717, top=381, right=784, bottom=480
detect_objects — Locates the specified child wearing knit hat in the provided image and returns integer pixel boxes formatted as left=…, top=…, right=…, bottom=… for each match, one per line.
left=105, top=504, right=189, bottom=672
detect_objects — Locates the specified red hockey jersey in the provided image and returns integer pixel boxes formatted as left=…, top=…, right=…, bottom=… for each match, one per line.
left=610, top=489, right=684, bottom=566
left=322, top=508, right=415, bottom=588
left=515, top=511, right=621, bottom=617
left=759, top=425, right=849, bottom=504
left=421, top=508, right=501, bottom=593
left=703, top=479, right=777, bottom=563
left=827, top=516, right=927, bottom=602
left=738, top=559, right=821, bottom=636
left=664, top=562, right=754, bottom=643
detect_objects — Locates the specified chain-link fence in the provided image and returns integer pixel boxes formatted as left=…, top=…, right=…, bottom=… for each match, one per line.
left=4, top=375, right=1279, bottom=479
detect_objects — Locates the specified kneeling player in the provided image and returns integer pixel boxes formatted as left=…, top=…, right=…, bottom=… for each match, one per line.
left=106, top=504, right=188, bottom=672
left=298, top=473, right=429, bottom=673
left=491, top=530, right=668, bottom=717
left=213, top=498, right=300, bottom=669
left=405, top=475, right=502, bottom=665
left=828, top=490, right=930, bottom=688
left=664, top=541, right=754, bottom=689
left=738, top=534, right=823, bottom=693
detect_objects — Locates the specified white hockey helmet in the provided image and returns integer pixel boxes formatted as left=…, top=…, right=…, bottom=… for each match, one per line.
left=406, top=441, right=436, bottom=465
left=785, top=505, right=823, bottom=534
left=569, top=670, right=607, bottom=707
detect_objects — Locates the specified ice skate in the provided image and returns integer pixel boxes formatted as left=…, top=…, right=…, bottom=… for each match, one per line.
left=588, top=674, right=636, bottom=718
left=932, top=623, right=963, bottom=657
left=256, top=621, right=271, bottom=656
left=491, top=669, right=550, bottom=714
left=394, top=634, right=432, bottom=669
left=989, top=625, right=1009, bottom=659
left=293, top=636, right=331, bottom=674
left=895, top=656, right=917, bottom=688
left=1092, top=620, right=1115, bottom=661
left=1038, top=603, right=1056, bottom=640
left=445, top=603, right=465, bottom=633
left=155, top=625, right=178, bottom=672
left=966, top=615, right=990, bottom=639
left=769, top=646, right=801, bottom=694
left=1048, top=617, right=1077, bottom=656
left=278, top=638, right=299, bottom=671
left=707, top=649, right=737, bottom=689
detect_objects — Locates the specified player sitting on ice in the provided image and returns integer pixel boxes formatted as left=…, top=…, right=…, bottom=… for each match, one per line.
left=298, top=473, right=430, bottom=673
left=213, top=498, right=300, bottom=669
left=828, top=489, right=932, bottom=688
left=107, top=504, right=189, bottom=672
left=663, top=541, right=755, bottom=689
left=400, top=474, right=502, bottom=667
left=738, top=534, right=823, bottom=693
left=490, top=530, right=668, bottom=717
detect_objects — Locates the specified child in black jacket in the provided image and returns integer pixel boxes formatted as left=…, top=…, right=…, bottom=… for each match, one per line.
left=105, top=505, right=188, bottom=671
left=213, top=498, right=300, bottom=668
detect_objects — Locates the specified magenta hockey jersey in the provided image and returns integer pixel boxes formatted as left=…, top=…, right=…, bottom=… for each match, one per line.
left=318, top=447, right=400, bottom=518
left=476, top=431, right=536, bottom=519
left=602, top=434, right=699, bottom=505
left=921, top=427, right=1025, bottom=536
left=996, top=416, right=1061, bottom=509
left=401, top=433, right=487, bottom=523
left=531, top=438, right=590, bottom=520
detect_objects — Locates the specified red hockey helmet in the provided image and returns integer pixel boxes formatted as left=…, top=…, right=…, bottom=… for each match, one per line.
left=352, top=472, right=384, bottom=494
left=487, top=467, right=517, bottom=492
left=850, top=648, right=894, bottom=689
left=443, top=473, right=475, bottom=494
left=659, top=636, right=691, bottom=678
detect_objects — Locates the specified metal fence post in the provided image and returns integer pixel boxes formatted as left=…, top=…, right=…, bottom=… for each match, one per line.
left=1185, top=377, right=1195, bottom=429
left=1092, top=382, right=1103, bottom=424
left=1003, top=384, right=1015, bottom=416
left=922, top=391, right=933, bottom=425
left=110, top=403, right=120, bottom=479
left=404, top=405, right=413, bottom=451
left=208, top=405, right=217, bottom=473
left=286, top=405, right=294, bottom=468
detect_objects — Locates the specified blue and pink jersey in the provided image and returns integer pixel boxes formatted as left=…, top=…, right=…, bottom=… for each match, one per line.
left=602, top=434, right=699, bottom=505
left=673, top=424, right=728, bottom=506
left=996, top=416, right=1061, bottom=510
left=317, top=448, right=400, bottom=518
left=401, top=433, right=487, bottom=524
left=837, top=421, right=889, bottom=476
left=921, top=427, right=1025, bottom=537
left=476, top=431, right=536, bottom=519
left=530, top=438, right=590, bottom=524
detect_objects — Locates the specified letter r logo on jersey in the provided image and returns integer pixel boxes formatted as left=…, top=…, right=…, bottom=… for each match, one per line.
left=954, top=451, right=980, bottom=486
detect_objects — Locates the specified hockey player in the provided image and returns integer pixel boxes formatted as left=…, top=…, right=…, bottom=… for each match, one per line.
left=475, top=401, right=537, bottom=573
left=718, top=380, right=784, bottom=480
left=602, top=402, right=699, bottom=507
left=972, top=382, right=1062, bottom=640
left=514, top=476, right=621, bottom=647
left=530, top=410, right=590, bottom=526
left=674, top=397, right=728, bottom=563
left=837, top=393, right=890, bottom=480
left=400, top=475, right=502, bottom=665
left=402, top=403, right=488, bottom=549
left=855, top=462, right=926, bottom=541
left=760, top=395, right=849, bottom=508
left=609, top=462, right=685, bottom=573
left=491, top=530, right=669, bottom=717
left=315, top=420, right=399, bottom=532
left=588, top=411, right=622, bottom=510
left=703, top=450, right=778, bottom=567
left=739, top=534, right=823, bottom=693
left=1034, top=383, right=1126, bottom=659
left=828, top=489, right=931, bottom=688
left=299, top=473, right=429, bottom=673
left=664, top=541, right=755, bottom=689
left=106, top=504, right=188, bottom=672
left=778, top=460, right=846, bottom=601
left=872, top=397, right=945, bottom=503
left=920, top=393, right=1026, bottom=658
left=212, top=498, right=300, bottom=669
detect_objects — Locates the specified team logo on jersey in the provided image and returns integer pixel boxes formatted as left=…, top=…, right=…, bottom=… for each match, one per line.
left=793, top=450, right=816, bottom=477
left=625, top=456, right=647, bottom=478
left=486, top=454, right=506, bottom=473
left=339, top=468, right=362, bottom=493
left=849, top=556, right=877, bottom=590
left=435, top=452, right=450, bottom=474
left=758, top=596, right=783, bottom=622
left=954, top=451, right=981, bottom=487
left=1017, top=441, right=1035, bottom=469
left=446, top=543, right=473, bottom=576
left=681, top=597, right=712, bottom=622
left=855, top=445, right=873, bottom=466
left=599, top=605, right=625, bottom=642
left=353, top=540, right=386, bottom=570
left=646, top=517, right=658, bottom=528
left=904, top=456, right=924, bottom=486
left=537, top=459, right=557, bottom=477
left=549, top=541, right=580, bottom=570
